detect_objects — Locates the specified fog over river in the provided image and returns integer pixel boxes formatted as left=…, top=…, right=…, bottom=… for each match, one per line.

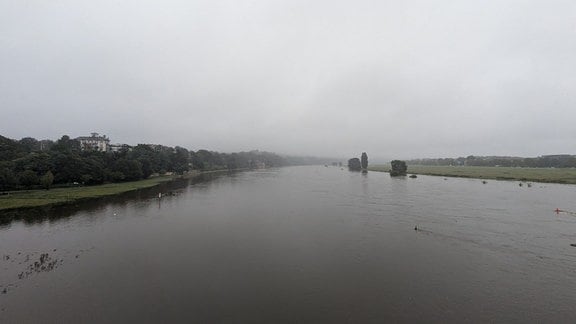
left=1, top=166, right=576, bottom=323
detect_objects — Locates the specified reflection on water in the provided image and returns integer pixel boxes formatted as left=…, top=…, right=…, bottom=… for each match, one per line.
left=1, top=166, right=576, bottom=323
left=0, top=172, right=225, bottom=228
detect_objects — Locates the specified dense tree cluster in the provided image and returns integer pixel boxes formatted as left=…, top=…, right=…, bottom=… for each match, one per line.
left=407, top=155, right=576, bottom=168
left=347, top=152, right=368, bottom=171
left=348, top=158, right=361, bottom=171
left=0, top=134, right=290, bottom=191
left=390, top=160, right=407, bottom=176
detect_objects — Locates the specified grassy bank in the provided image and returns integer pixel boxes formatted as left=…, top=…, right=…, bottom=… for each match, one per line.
left=0, top=176, right=179, bottom=211
left=369, top=165, right=576, bottom=184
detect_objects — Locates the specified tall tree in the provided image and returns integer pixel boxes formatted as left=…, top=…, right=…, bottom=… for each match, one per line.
left=19, top=137, right=39, bottom=152
left=172, top=146, right=190, bottom=174
left=40, top=171, right=54, bottom=190
left=361, top=152, right=368, bottom=169
left=51, top=135, right=80, bottom=153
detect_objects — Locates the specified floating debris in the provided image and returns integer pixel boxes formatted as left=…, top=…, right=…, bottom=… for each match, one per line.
left=555, top=208, right=576, bottom=216
left=23, top=253, right=61, bottom=276
left=409, top=174, right=417, bottom=178
left=2, top=248, right=94, bottom=296
left=482, top=180, right=487, bottom=184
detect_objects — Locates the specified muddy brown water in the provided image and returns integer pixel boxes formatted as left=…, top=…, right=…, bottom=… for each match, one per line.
left=1, top=166, right=576, bottom=323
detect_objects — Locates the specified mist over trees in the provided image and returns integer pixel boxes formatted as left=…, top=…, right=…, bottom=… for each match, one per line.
left=0, top=134, right=322, bottom=191
left=407, top=155, right=576, bottom=168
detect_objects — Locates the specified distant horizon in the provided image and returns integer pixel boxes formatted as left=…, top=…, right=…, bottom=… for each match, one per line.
left=2, top=131, right=573, bottom=164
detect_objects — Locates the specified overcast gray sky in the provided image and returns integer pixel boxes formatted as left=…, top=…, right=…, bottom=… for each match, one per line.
left=1, top=0, right=575, bottom=161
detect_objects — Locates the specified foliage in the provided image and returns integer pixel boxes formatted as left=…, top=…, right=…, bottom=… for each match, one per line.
left=407, top=155, right=576, bottom=168
left=361, top=152, right=368, bottom=169
left=113, top=159, right=143, bottom=181
left=19, top=170, right=39, bottom=188
left=0, top=164, right=18, bottom=191
left=40, top=171, right=54, bottom=190
left=51, top=135, right=81, bottom=153
left=0, top=135, right=23, bottom=161
left=390, top=160, right=407, bottom=176
left=0, top=134, right=291, bottom=191
left=19, top=137, right=40, bottom=152
left=369, top=165, right=576, bottom=184
left=348, top=158, right=361, bottom=171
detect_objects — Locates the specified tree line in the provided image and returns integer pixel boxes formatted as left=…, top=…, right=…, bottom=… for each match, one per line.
left=0, top=134, right=316, bottom=191
left=407, top=155, right=576, bottom=168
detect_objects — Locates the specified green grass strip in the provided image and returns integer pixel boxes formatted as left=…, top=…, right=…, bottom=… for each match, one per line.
left=0, top=176, right=175, bottom=211
left=369, top=165, right=576, bottom=184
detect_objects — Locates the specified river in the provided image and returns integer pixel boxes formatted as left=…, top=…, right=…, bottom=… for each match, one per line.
left=1, top=166, right=576, bottom=323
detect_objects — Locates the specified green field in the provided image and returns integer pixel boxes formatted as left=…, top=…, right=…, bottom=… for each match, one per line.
left=0, top=176, right=176, bottom=211
left=369, top=165, right=576, bottom=184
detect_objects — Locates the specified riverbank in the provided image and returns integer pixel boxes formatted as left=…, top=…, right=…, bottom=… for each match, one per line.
left=0, top=173, right=201, bottom=212
left=368, top=165, right=576, bottom=184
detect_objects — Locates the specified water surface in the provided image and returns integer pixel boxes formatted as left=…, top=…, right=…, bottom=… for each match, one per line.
left=1, top=166, right=576, bottom=323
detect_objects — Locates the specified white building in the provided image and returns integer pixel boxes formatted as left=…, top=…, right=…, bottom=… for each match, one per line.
left=109, top=143, right=132, bottom=152
left=76, top=133, right=110, bottom=152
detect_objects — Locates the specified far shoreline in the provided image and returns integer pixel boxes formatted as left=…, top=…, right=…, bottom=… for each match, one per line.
left=368, top=165, right=576, bottom=185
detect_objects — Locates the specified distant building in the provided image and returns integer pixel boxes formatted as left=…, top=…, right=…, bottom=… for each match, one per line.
left=252, top=161, right=266, bottom=169
left=109, top=143, right=132, bottom=153
left=76, top=133, right=110, bottom=152
left=38, top=139, right=54, bottom=151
